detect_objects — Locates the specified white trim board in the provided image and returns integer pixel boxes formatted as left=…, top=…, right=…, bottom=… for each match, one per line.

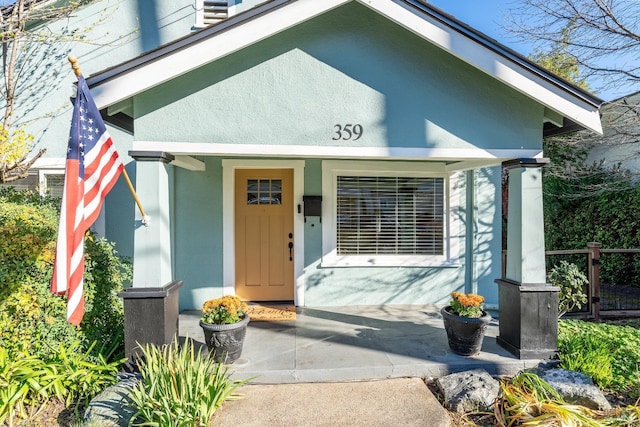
left=132, top=141, right=543, bottom=162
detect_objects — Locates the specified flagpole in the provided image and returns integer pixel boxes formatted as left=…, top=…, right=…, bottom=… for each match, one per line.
left=68, top=55, right=150, bottom=226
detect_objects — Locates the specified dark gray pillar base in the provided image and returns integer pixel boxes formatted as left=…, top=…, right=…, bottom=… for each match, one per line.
left=495, top=278, right=560, bottom=360
left=118, top=280, right=183, bottom=362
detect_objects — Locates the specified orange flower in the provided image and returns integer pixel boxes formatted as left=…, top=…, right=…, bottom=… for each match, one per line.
left=449, top=292, right=485, bottom=318
left=201, top=295, right=247, bottom=324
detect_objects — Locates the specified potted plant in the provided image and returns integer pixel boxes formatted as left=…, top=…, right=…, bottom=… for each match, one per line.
left=199, top=295, right=250, bottom=364
left=441, top=292, right=491, bottom=356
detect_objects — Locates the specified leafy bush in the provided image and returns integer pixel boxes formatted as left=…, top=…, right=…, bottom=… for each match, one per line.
left=129, top=340, right=248, bottom=426
left=0, top=192, right=79, bottom=358
left=0, top=188, right=131, bottom=361
left=81, top=235, right=131, bottom=359
left=547, top=261, right=589, bottom=317
left=558, top=331, right=614, bottom=388
left=543, top=139, right=640, bottom=286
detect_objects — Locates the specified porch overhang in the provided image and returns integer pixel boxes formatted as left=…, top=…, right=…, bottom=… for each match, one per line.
left=130, top=140, right=542, bottom=172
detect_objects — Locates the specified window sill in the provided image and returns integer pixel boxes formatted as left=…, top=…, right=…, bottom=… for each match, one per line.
left=319, top=255, right=461, bottom=268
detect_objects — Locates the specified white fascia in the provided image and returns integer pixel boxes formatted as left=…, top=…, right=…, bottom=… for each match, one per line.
left=131, top=141, right=542, bottom=161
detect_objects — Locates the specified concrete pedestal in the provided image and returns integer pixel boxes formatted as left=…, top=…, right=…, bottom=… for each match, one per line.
left=118, top=280, right=183, bottom=361
left=495, top=278, right=559, bottom=359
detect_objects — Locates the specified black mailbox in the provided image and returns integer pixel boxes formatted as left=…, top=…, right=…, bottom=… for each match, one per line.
left=303, top=195, right=322, bottom=218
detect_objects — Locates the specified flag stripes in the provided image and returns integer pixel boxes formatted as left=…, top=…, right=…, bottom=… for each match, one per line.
left=51, top=76, right=123, bottom=325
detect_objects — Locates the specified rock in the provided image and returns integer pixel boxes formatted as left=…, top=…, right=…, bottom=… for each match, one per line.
left=435, top=369, right=500, bottom=413
left=84, top=373, right=141, bottom=426
left=531, top=367, right=612, bottom=410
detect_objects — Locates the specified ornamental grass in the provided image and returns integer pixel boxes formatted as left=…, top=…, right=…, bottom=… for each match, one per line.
left=128, top=339, right=247, bottom=426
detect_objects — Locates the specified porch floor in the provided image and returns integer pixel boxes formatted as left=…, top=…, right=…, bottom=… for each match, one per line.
left=179, top=305, right=547, bottom=384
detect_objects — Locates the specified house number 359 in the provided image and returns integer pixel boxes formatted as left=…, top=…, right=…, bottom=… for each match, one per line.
left=332, top=124, right=364, bottom=141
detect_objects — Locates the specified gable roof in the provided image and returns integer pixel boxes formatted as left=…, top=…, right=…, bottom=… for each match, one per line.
left=86, top=0, right=603, bottom=135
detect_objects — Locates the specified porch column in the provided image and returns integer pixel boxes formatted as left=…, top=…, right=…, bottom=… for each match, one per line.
left=118, top=151, right=182, bottom=361
left=495, top=158, right=559, bottom=359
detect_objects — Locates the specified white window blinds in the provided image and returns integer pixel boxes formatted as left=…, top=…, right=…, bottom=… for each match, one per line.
left=336, top=176, right=445, bottom=256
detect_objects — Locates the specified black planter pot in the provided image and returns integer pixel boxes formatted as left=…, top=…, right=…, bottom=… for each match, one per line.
left=199, top=314, right=250, bottom=364
left=441, top=306, right=491, bottom=356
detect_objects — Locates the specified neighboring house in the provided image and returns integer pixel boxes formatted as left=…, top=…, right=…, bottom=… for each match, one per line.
left=586, top=91, right=640, bottom=176
left=8, top=0, right=604, bottom=358
left=2, top=0, right=264, bottom=256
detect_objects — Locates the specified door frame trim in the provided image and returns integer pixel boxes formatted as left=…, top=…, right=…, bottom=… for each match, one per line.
left=222, top=159, right=306, bottom=305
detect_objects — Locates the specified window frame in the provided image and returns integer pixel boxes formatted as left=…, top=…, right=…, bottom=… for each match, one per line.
left=0, top=168, right=64, bottom=198
left=321, top=160, right=461, bottom=268
left=37, top=169, right=65, bottom=197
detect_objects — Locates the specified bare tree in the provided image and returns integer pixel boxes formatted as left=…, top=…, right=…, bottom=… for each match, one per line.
left=0, top=0, right=96, bottom=183
left=506, top=0, right=640, bottom=94
left=506, top=0, right=640, bottom=182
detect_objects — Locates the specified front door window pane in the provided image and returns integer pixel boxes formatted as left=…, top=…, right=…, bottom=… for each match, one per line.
left=247, top=178, right=282, bottom=205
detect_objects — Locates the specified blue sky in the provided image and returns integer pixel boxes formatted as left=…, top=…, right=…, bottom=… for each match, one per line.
left=427, top=1, right=627, bottom=100
left=428, top=1, right=532, bottom=55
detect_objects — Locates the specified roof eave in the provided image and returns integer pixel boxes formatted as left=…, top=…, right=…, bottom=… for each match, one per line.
left=87, top=0, right=604, bottom=135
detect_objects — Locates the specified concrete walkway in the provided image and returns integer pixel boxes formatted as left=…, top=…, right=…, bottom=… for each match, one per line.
left=210, top=378, right=450, bottom=427
left=179, top=305, right=544, bottom=427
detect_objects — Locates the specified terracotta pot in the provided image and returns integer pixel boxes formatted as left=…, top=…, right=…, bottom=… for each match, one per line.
left=199, top=314, right=250, bottom=364
left=441, top=306, right=491, bottom=356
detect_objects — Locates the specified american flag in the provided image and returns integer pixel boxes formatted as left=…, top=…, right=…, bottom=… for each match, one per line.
left=51, top=76, right=123, bottom=325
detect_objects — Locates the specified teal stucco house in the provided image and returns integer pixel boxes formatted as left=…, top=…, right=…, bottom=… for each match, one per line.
left=16, top=0, right=605, bottom=358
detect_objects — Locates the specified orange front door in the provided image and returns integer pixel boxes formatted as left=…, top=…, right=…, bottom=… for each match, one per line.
left=235, top=169, right=294, bottom=301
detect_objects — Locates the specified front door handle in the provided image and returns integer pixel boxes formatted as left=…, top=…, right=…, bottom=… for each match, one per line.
left=288, top=241, right=293, bottom=261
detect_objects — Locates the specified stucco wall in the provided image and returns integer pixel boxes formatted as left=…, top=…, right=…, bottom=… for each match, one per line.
left=170, top=158, right=504, bottom=311
left=133, top=2, right=543, bottom=151
left=118, top=2, right=546, bottom=310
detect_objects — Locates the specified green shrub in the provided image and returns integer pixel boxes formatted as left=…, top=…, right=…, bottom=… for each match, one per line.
left=0, top=188, right=131, bottom=361
left=0, top=195, right=78, bottom=358
left=558, top=330, right=614, bottom=388
left=543, top=139, right=640, bottom=286
left=81, top=235, right=131, bottom=360
left=129, top=340, right=248, bottom=426
left=547, top=261, right=589, bottom=317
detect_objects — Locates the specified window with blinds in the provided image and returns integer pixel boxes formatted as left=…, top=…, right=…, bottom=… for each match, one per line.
left=336, top=176, right=445, bottom=256
left=0, top=170, right=63, bottom=199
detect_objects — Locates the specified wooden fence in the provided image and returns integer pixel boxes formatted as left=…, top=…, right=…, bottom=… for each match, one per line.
left=504, top=243, right=640, bottom=321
